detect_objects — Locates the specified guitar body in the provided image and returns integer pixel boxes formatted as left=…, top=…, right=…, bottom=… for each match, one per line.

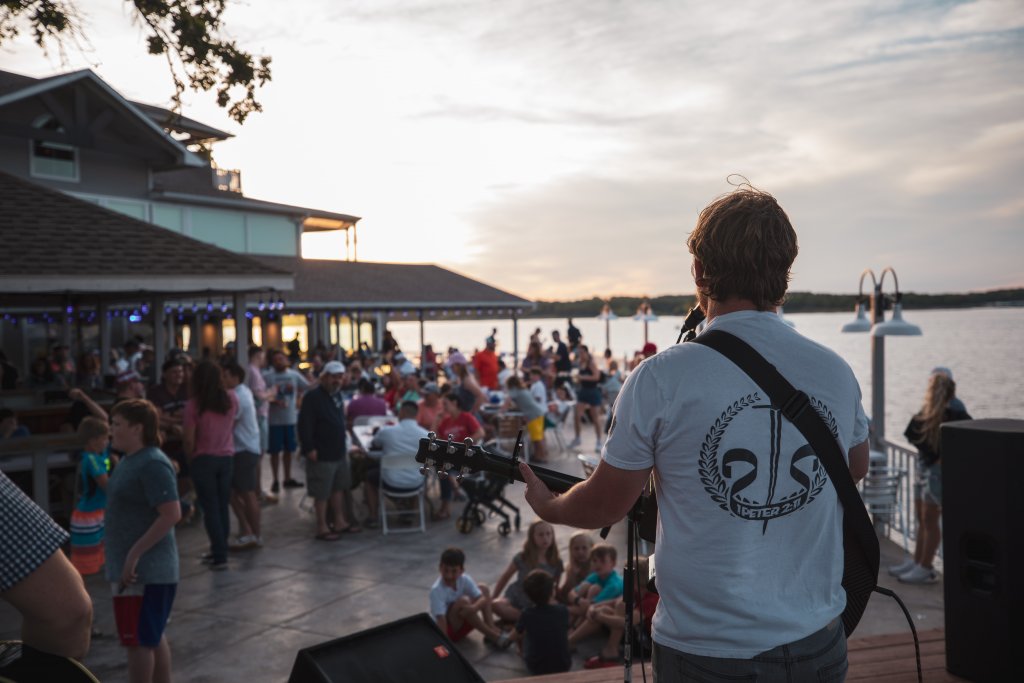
left=415, top=434, right=659, bottom=543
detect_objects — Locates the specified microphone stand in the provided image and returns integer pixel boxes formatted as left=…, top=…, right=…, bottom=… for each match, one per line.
left=620, top=497, right=642, bottom=682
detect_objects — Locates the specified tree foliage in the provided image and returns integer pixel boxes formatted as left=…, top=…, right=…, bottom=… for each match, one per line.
left=0, top=0, right=271, bottom=123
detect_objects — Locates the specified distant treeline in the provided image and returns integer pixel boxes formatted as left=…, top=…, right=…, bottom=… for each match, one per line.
left=525, top=289, right=1024, bottom=318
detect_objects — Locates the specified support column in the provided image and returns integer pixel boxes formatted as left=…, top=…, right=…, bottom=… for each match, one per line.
left=418, top=310, right=426, bottom=367
left=870, top=285, right=886, bottom=448
left=354, top=312, right=361, bottom=350
left=152, top=296, right=167, bottom=373
left=99, top=302, right=111, bottom=377
left=512, top=312, right=520, bottom=370
left=234, top=293, right=249, bottom=370
left=375, top=311, right=384, bottom=351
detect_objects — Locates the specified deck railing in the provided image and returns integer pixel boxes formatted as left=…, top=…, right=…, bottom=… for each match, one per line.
left=869, top=438, right=941, bottom=568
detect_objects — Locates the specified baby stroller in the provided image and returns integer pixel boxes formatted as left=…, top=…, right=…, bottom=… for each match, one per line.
left=455, top=457, right=521, bottom=537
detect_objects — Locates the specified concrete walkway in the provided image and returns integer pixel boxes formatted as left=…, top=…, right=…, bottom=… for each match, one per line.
left=2, top=427, right=944, bottom=682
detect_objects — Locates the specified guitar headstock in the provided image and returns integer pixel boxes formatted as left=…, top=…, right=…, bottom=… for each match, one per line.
left=416, top=432, right=523, bottom=482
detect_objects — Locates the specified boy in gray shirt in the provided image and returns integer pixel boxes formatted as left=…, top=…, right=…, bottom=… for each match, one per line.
left=263, top=349, right=310, bottom=492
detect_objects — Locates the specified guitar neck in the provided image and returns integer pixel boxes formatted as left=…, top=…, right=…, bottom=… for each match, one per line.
left=416, top=436, right=583, bottom=493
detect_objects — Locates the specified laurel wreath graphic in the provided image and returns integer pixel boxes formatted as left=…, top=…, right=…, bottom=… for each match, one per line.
left=803, top=396, right=836, bottom=499
left=698, top=392, right=760, bottom=512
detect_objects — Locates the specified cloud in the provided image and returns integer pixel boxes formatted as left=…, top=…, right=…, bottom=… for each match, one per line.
left=4, top=0, right=1022, bottom=299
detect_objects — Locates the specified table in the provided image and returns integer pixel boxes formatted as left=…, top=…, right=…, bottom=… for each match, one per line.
left=0, top=433, right=82, bottom=513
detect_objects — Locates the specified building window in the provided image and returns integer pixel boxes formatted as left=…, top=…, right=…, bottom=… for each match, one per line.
left=29, top=115, right=79, bottom=182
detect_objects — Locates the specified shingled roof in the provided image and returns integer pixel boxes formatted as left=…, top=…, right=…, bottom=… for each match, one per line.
left=0, top=171, right=293, bottom=300
left=252, top=255, right=534, bottom=312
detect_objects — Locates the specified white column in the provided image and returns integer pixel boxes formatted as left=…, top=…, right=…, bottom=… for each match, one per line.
left=234, top=293, right=249, bottom=369
left=99, top=302, right=111, bottom=377
left=375, top=311, right=385, bottom=351
left=512, top=312, right=520, bottom=370
left=152, top=296, right=167, bottom=373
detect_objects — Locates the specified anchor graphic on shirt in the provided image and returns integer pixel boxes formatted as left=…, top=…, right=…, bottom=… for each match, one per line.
left=699, top=397, right=830, bottom=531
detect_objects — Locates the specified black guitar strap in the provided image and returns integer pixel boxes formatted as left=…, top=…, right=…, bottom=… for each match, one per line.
left=692, top=329, right=880, bottom=636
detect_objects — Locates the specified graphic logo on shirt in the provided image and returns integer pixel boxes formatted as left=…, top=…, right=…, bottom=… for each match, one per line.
left=698, top=392, right=833, bottom=533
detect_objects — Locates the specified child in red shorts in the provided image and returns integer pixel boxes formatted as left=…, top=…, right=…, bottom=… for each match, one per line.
left=429, top=547, right=511, bottom=647
left=106, top=401, right=181, bottom=683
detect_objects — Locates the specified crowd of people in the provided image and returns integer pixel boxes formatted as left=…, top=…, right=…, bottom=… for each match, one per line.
left=0, top=320, right=654, bottom=681
left=1, top=181, right=981, bottom=682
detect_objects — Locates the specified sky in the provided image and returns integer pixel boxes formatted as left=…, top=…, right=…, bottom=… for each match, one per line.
left=3, top=0, right=1022, bottom=300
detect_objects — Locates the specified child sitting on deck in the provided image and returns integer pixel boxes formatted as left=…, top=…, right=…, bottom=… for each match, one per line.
left=574, top=555, right=660, bottom=669
left=429, top=547, right=511, bottom=648
left=512, top=570, right=572, bottom=675
left=70, top=416, right=114, bottom=575
left=558, top=531, right=594, bottom=604
left=492, top=520, right=563, bottom=623
left=566, top=543, right=623, bottom=622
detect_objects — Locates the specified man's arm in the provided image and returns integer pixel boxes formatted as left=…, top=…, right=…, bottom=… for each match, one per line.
left=519, top=459, right=651, bottom=529
left=848, top=440, right=869, bottom=483
left=297, top=395, right=316, bottom=456
left=2, top=551, right=92, bottom=660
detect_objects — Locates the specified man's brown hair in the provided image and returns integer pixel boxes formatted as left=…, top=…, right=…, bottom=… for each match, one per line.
left=111, top=399, right=162, bottom=448
left=687, top=187, right=798, bottom=310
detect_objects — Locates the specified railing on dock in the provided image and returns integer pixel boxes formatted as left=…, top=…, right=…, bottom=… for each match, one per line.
left=866, top=438, right=941, bottom=568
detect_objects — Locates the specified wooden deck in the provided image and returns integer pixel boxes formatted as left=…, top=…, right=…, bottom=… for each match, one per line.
left=499, top=629, right=966, bottom=683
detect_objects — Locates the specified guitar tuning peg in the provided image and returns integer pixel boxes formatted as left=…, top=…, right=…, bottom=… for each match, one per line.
left=463, top=437, right=474, bottom=450
left=427, top=431, right=436, bottom=440
left=419, top=465, right=431, bottom=476
left=455, top=472, right=463, bottom=482
left=427, top=432, right=439, bottom=451
left=446, top=434, right=456, bottom=455
left=437, top=469, right=449, bottom=480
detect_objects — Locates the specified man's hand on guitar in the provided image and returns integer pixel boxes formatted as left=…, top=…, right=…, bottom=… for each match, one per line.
left=518, top=462, right=559, bottom=520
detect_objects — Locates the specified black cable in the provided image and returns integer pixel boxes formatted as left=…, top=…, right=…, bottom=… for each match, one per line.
left=872, top=586, right=922, bottom=683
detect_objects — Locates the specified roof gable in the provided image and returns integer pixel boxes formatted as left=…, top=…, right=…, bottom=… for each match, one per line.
left=0, top=69, right=205, bottom=169
left=0, top=171, right=292, bottom=296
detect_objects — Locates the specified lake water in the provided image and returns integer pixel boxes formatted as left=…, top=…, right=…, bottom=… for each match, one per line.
left=387, top=307, right=1024, bottom=443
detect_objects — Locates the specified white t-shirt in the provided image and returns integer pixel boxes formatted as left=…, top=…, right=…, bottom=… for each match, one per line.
left=369, top=418, right=429, bottom=489
left=429, top=573, right=482, bottom=618
left=529, top=379, right=547, bottom=407
left=232, top=384, right=260, bottom=454
left=604, top=311, right=869, bottom=658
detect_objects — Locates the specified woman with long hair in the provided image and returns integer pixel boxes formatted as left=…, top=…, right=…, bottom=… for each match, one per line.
left=889, top=369, right=971, bottom=584
left=573, top=345, right=604, bottom=452
left=183, top=360, right=238, bottom=570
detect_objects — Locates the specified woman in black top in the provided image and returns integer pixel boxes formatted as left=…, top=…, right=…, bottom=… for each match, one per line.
left=574, top=346, right=604, bottom=453
left=890, top=370, right=971, bottom=584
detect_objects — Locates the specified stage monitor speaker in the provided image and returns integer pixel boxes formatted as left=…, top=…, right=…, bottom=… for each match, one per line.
left=941, top=418, right=1024, bottom=682
left=288, top=613, right=485, bottom=683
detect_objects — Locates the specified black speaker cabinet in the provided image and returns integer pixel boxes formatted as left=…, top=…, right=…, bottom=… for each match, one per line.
left=288, top=613, right=485, bottom=683
left=941, top=419, right=1024, bottom=682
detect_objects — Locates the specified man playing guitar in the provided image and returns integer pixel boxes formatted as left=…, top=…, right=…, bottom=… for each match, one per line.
left=518, top=186, right=870, bottom=681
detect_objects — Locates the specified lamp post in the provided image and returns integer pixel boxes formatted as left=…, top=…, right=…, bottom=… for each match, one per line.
left=633, top=300, right=658, bottom=345
left=841, top=267, right=922, bottom=450
left=597, top=302, right=617, bottom=351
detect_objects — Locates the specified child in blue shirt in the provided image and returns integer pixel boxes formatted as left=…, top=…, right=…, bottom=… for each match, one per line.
left=567, top=543, right=622, bottom=622
left=70, top=416, right=113, bottom=576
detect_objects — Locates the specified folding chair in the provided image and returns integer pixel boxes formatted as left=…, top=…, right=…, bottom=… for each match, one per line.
left=495, top=413, right=530, bottom=463
left=379, top=454, right=427, bottom=535
left=862, top=467, right=909, bottom=553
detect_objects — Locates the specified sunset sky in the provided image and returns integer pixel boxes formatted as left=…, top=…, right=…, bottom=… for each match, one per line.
left=3, top=0, right=1022, bottom=300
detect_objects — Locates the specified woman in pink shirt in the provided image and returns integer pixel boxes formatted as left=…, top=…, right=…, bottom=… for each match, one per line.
left=184, top=361, right=238, bottom=570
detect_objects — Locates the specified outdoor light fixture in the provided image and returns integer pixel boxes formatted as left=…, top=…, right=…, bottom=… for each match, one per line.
left=597, top=302, right=618, bottom=349
left=841, top=267, right=922, bottom=447
left=841, top=301, right=872, bottom=333
left=634, top=300, right=657, bottom=344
